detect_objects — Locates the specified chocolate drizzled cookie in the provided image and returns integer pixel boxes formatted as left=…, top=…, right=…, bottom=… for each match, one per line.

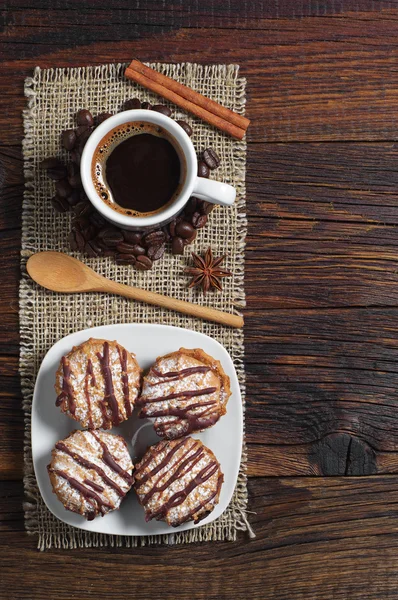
left=55, top=338, right=141, bottom=429
left=137, top=348, right=231, bottom=440
left=134, top=437, right=223, bottom=527
left=47, top=429, right=134, bottom=520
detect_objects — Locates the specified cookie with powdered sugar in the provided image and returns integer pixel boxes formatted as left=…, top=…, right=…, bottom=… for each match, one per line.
left=55, top=338, right=141, bottom=430
left=134, top=436, right=223, bottom=527
left=137, top=348, right=231, bottom=440
left=47, top=429, right=134, bottom=520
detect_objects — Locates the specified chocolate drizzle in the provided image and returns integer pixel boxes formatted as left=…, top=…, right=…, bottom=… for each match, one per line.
left=149, top=366, right=210, bottom=386
left=137, top=387, right=217, bottom=406
left=83, top=479, right=105, bottom=493
left=55, top=441, right=126, bottom=496
left=135, top=438, right=188, bottom=485
left=84, top=359, right=95, bottom=429
left=56, top=356, right=76, bottom=415
left=90, top=431, right=134, bottom=485
left=117, top=346, right=132, bottom=418
left=49, top=467, right=114, bottom=517
left=97, top=341, right=120, bottom=426
left=179, top=472, right=224, bottom=525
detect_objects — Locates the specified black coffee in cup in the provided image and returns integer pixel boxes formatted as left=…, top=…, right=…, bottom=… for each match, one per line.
left=92, top=122, right=183, bottom=217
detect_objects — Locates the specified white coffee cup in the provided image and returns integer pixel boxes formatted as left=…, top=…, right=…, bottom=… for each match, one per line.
left=81, top=109, right=236, bottom=230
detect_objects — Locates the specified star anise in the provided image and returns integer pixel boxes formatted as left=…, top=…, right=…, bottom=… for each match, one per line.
left=185, top=247, right=232, bottom=294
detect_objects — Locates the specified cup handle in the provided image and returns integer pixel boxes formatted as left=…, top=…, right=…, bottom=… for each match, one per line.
left=192, top=177, right=236, bottom=206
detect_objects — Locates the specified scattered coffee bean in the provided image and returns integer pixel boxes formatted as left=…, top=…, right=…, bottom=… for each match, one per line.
left=67, top=162, right=79, bottom=177
left=191, top=211, right=201, bottom=228
left=162, top=226, right=171, bottom=242
left=47, top=163, right=68, bottom=181
left=41, top=157, right=63, bottom=170
left=89, top=212, right=107, bottom=228
left=81, top=223, right=97, bottom=241
left=184, top=229, right=197, bottom=244
left=67, top=190, right=81, bottom=207
left=195, top=214, right=208, bottom=228
left=123, top=230, right=142, bottom=244
left=55, top=178, right=73, bottom=198
left=200, top=201, right=214, bottom=215
left=197, top=161, right=210, bottom=178
left=176, top=120, right=193, bottom=137
left=76, top=125, right=89, bottom=137
left=169, top=219, right=177, bottom=237
left=202, top=148, right=220, bottom=170
left=62, top=129, right=77, bottom=151
left=85, top=240, right=102, bottom=258
left=152, top=105, right=172, bottom=117
left=76, top=109, right=94, bottom=127
left=101, top=230, right=124, bottom=247
left=124, top=98, right=141, bottom=110
left=136, top=255, right=153, bottom=270
left=147, top=243, right=166, bottom=261
left=175, top=220, right=195, bottom=239
left=69, top=228, right=85, bottom=252
left=103, top=249, right=116, bottom=258
left=78, top=128, right=92, bottom=151
left=143, top=230, right=166, bottom=247
left=68, top=173, right=82, bottom=189
left=51, top=195, right=70, bottom=213
left=70, top=149, right=81, bottom=164
left=73, top=201, right=91, bottom=218
left=116, top=242, right=137, bottom=254
left=171, top=236, right=184, bottom=255
left=95, top=112, right=112, bottom=125
left=131, top=244, right=146, bottom=257
left=141, top=102, right=152, bottom=110
left=115, top=254, right=136, bottom=266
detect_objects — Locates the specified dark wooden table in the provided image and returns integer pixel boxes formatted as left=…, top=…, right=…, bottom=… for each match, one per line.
left=2, top=1, right=398, bottom=598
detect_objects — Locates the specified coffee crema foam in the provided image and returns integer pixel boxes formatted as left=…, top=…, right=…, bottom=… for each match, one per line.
left=91, top=121, right=185, bottom=217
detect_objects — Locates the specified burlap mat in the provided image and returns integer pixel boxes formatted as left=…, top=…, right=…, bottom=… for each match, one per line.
left=21, top=62, right=250, bottom=550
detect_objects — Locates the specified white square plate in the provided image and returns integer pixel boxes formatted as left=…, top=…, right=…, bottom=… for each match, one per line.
left=32, top=323, right=243, bottom=535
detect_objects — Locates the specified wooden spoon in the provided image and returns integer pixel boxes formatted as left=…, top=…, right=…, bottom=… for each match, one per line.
left=26, top=252, right=244, bottom=329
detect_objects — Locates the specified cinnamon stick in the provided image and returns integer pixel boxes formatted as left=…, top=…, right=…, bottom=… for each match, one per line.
left=125, top=61, right=249, bottom=140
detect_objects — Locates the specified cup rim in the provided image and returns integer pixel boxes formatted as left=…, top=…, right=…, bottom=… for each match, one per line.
left=80, top=109, right=197, bottom=228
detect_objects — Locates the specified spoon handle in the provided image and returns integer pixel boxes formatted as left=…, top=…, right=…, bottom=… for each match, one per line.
left=99, top=279, right=244, bottom=328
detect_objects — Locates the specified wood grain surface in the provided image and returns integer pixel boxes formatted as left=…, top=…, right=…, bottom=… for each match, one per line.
left=2, top=1, right=398, bottom=598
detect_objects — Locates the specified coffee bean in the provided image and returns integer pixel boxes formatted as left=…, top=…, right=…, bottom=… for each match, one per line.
left=89, top=212, right=107, bottom=228
left=61, top=129, right=76, bottom=151
left=162, top=226, right=171, bottom=242
left=41, top=157, right=62, bottom=170
left=51, top=195, right=70, bottom=213
left=169, top=219, right=177, bottom=237
left=67, top=162, right=79, bottom=177
left=103, top=249, right=116, bottom=258
left=141, top=102, right=152, bottom=110
left=171, top=236, right=184, bottom=255
left=143, top=230, right=166, bottom=247
left=176, top=120, right=193, bottom=137
left=136, top=255, right=153, bottom=270
left=147, top=243, right=166, bottom=261
left=116, top=242, right=137, bottom=254
left=191, top=211, right=201, bottom=228
left=101, top=230, right=124, bottom=247
left=69, top=228, right=85, bottom=252
left=184, top=229, right=197, bottom=244
left=70, top=149, right=81, bottom=165
left=68, top=173, right=82, bottom=189
left=97, top=226, right=119, bottom=239
left=76, top=109, right=94, bottom=127
left=115, top=254, right=136, bottom=266
left=67, top=190, right=81, bottom=207
left=55, top=178, right=73, bottom=198
left=197, top=161, right=210, bottom=178
left=47, top=164, right=68, bottom=181
left=73, top=201, right=92, bottom=218
left=123, top=230, right=142, bottom=244
left=175, top=220, right=195, bottom=239
left=78, top=128, right=92, bottom=151
left=124, top=98, right=141, bottom=110
left=76, top=125, right=89, bottom=137
left=85, top=240, right=102, bottom=258
left=202, top=147, right=220, bottom=170
left=131, top=244, right=146, bottom=256
left=152, top=105, right=172, bottom=117
left=200, top=201, right=214, bottom=215
left=95, top=112, right=112, bottom=125
left=195, top=214, right=208, bottom=229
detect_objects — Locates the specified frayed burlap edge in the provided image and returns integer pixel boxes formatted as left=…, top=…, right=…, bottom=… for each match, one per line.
left=21, top=62, right=253, bottom=550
